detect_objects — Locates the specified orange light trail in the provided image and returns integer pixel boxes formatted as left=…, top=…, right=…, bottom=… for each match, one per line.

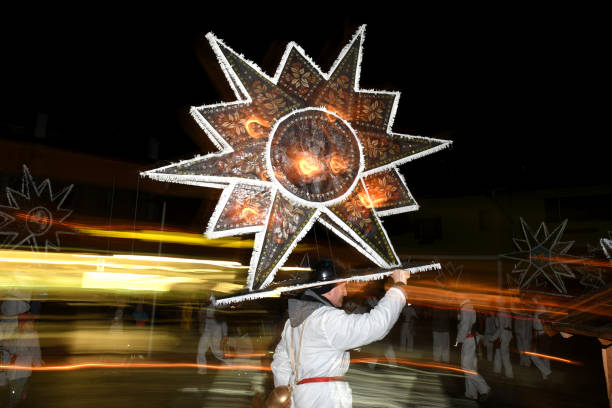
left=0, top=362, right=271, bottom=372
left=15, top=212, right=52, bottom=224
left=350, top=357, right=476, bottom=376
left=245, top=117, right=270, bottom=138
left=1, top=358, right=472, bottom=375
left=533, top=255, right=612, bottom=268
left=519, top=351, right=582, bottom=366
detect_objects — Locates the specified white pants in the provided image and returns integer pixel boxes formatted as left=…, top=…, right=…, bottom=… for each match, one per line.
left=493, top=331, right=514, bottom=378
left=432, top=331, right=449, bottom=362
left=400, top=323, right=414, bottom=352
left=530, top=334, right=551, bottom=379
left=197, top=329, right=224, bottom=373
left=483, top=335, right=494, bottom=362
left=461, top=336, right=490, bottom=399
left=515, top=320, right=532, bottom=367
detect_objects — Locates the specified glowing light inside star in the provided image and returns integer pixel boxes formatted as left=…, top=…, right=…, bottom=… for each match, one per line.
left=329, top=154, right=349, bottom=174
left=245, top=117, right=270, bottom=138
left=357, top=190, right=386, bottom=209
left=240, top=206, right=261, bottom=221
left=295, top=153, right=324, bottom=178
left=324, top=105, right=344, bottom=122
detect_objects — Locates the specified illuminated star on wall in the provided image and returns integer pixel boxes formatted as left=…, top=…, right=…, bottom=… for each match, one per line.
left=142, top=26, right=451, bottom=290
left=502, top=218, right=576, bottom=295
left=0, top=165, right=74, bottom=251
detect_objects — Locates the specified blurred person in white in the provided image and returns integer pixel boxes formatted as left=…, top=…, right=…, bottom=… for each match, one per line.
left=431, top=306, right=451, bottom=363
left=400, top=304, right=417, bottom=352
left=482, top=312, right=497, bottom=362
left=196, top=293, right=227, bottom=374
left=529, top=296, right=552, bottom=379
left=490, top=302, right=514, bottom=379
left=6, top=314, right=42, bottom=407
left=514, top=314, right=533, bottom=367
left=455, top=298, right=491, bottom=401
left=1, top=292, right=31, bottom=387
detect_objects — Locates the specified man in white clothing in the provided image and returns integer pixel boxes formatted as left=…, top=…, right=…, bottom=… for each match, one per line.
left=400, top=304, right=417, bottom=352
left=490, top=306, right=514, bottom=378
left=482, top=313, right=497, bottom=362
left=196, top=294, right=227, bottom=374
left=529, top=297, right=552, bottom=379
left=271, top=261, right=410, bottom=408
left=514, top=314, right=532, bottom=367
left=431, top=307, right=450, bottom=363
left=455, top=299, right=490, bottom=401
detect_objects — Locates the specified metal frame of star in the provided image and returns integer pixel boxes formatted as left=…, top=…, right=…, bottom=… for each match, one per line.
left=0, top=164, right=74, bottom=251
left=142, top=25, right=452, bottom=290
left=502, top=218, right=577, bottom=295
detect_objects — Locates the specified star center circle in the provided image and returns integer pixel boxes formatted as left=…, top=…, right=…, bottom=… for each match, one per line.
left=267, top=108, right=362, bottom=206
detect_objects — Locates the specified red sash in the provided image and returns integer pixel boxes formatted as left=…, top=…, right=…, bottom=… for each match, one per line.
left=297, top=376, right=347, bottom=385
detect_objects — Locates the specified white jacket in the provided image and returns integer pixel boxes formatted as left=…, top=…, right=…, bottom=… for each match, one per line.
left=456, top=300, right=476, bottom=344
left=271, top=286, right=406, bottom=408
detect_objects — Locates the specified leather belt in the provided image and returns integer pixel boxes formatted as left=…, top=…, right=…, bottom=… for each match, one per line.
left=297, top=376, right=347, bottom=385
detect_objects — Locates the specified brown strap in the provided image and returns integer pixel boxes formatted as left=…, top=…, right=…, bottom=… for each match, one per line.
left=288, top=318, right=308, bottom=386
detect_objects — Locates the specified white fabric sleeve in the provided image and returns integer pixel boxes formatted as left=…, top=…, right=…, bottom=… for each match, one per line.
left=321, top=286, right=406, bottom=351
left=271, top=319, right=292, bottom=387
left=455, top=305, right=474, bottom=344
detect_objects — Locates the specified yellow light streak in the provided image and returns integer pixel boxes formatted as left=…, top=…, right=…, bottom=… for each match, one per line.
left=211, top=282, right=246, bottom=293
left=0, top=249, right=307, bottom=294
left=75, top=228, right=256, bottom=248
left=82, top=272, right=198, bottom=292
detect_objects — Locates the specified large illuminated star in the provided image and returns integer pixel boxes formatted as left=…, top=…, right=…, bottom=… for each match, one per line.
left=142, top=26, right=451, bottom=290
left=0, top=165, right=74, bottom=251
left=502, top=218, right=576, bottom=294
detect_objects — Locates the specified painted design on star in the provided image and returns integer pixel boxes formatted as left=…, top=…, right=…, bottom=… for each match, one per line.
left=142, top=26, right=451, bottom=290
left=0, top=165, right=74, bottom=251
left=502, top=218, right=576, bottom=295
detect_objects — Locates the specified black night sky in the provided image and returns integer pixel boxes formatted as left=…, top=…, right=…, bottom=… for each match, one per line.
left=2, top=9, right=607, bottom=196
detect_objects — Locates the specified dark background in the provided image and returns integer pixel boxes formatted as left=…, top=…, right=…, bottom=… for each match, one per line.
left=0, top=7, right=609, bottom=263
